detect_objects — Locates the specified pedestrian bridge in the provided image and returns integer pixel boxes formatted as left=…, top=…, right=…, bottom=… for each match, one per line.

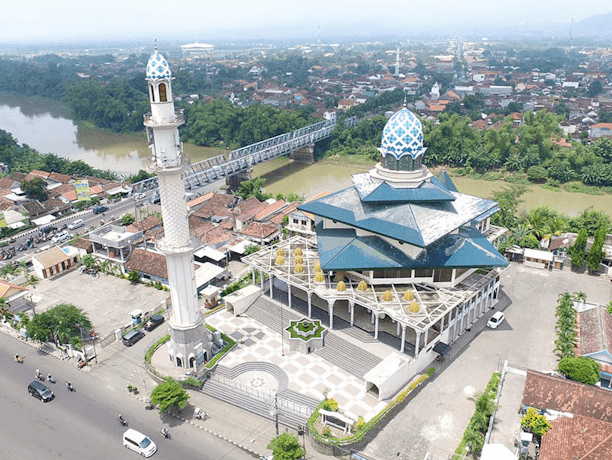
left=130, top=114, right=336, bottom=194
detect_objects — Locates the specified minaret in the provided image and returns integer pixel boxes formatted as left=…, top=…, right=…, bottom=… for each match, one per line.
left=144, top=45, right=211, bottom=369
left=394, top=47, right=400, bottom=77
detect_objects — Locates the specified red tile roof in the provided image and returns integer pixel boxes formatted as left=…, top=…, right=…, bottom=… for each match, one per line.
left=125, top=249, right=167, bottom=279
left=522, top=369, right=612, bottom=422
left=539, top=414, right=612, bottom=460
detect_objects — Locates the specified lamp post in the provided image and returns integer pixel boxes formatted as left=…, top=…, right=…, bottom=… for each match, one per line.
left=297, top=424, right=305, bottom=451
left=76, top=323, right=87, bottom=366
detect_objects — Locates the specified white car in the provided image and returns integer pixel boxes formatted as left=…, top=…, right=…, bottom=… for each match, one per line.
left=52, top=231, right=70, bottom=243
left=487, top=311, right=505, bottom=329
left=123, top=429, right=157, bottom=457
left=133, top=193, right=146, bottom=201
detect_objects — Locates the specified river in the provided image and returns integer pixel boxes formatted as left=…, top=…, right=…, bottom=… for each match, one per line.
left=0, top=94, right=223, bottom=176
left=0, top=94, right=609, bottom=217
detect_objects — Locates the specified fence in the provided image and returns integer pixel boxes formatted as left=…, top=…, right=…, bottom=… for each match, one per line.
left=210, top=373, right=313, bottom=417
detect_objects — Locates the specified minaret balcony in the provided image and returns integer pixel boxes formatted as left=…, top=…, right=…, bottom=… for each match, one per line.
left=143, top=112, right=185, bottom=127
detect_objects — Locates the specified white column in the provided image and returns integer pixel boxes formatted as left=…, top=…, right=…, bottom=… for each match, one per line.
left=269, top=273, right=274, bottom=299
left=328, top=300, right=335, bottom=329
left=400, top=325, right=406, bottom=353
left=350, top=302, right=355, bottom=325
left=374, top=314, right=379, bottom=340
left=307, top=291, right=312, bottom=318
left=415, top=331, right=421, bottom=357
left=396, top=321, right=400, bottom=335
left=371, top=310, right=375, bottom=324
left=423, top=327, right=429, bottom=349
left=260, top=270, right=265, bottom=289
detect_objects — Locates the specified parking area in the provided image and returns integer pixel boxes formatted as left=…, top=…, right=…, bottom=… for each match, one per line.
left=362, top=262, right=612, bottom=460
left=29, top=268, right=171, bottom=338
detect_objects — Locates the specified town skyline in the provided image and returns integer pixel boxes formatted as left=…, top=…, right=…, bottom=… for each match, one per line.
left=3, top=1, right=612, bottom=45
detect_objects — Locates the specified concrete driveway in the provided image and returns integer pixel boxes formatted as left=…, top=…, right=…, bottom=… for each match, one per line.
left=362, top=263, right=612, bottom=460
left=29, top=268, right=170, bottom=338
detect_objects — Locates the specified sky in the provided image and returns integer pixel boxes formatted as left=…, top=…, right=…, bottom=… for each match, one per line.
left=4, top=0, right=612, bottom=44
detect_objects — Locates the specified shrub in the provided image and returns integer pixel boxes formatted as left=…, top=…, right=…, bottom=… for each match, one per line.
left=558, top=356, right=600, bottom=385
left=322, top=398, right=339, bottom=411
left=521, top=407, right=552, bottom=437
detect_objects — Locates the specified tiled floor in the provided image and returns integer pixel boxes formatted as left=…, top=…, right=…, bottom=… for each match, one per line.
left=207, top=309, right=388, bottom=422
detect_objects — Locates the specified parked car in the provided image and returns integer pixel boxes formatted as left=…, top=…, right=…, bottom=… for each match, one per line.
left=133, top=193, right=146, bottom=201
left=41, top=226, right=58, bottom=234
left=28, top=381, right=54, bottom=402
left=487, top=311, right=505, bottom=329
left=143, top=315, right=164, bottom=332
left=93, top=205, right=108, bottom=214
left=122, top=329, right=145, bottom=347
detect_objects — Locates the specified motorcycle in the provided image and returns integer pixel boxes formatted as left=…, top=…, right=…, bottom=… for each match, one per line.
left=14, top=355, right=23, bottom=363
left=35, top=370, right=44, bottom=381
left=118, top=415, right=127, bottom=427
left=66, top=381, right=75, bottom=392
left=47, top=374, right=56, bottom=384
left=161, top=426, right=170, bottom=439
left=194, top=408, right=208, bottom=420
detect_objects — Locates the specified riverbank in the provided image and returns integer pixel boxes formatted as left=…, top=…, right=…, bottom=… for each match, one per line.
left=254, top=155, right=612, bottom=217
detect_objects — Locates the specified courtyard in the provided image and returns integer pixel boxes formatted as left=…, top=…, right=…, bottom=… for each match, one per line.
left=28, top=268, right=171, bottom=338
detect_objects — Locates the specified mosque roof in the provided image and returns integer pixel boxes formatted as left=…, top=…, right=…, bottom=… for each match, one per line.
left=380, top=107, right=426, bottom=160
left=352, top=173, right=455, bottom=203
left=298, top=185, right=498, bottom=248
left=146, top=50, right=171, bottom=80
left=314, top=221, right=508, bottom=271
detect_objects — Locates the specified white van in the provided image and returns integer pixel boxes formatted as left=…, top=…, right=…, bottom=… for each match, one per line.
left=68, top=219, right=84, bottom=230
left=122, top=429, right=157, bottom=457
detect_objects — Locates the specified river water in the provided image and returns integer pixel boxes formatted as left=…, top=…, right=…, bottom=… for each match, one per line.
left=0, top=94, right=222, bottom=176
left=0, top=94, right=609, bottom=217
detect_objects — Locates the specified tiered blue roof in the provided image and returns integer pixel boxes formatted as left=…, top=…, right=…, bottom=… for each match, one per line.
left=315, top=221, right=507, bottom=271
left=353, top=173, right=456, bottom=203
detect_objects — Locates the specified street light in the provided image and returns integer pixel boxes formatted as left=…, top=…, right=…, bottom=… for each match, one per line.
left=297, top=424, right=305, bottom=451
left=75, top=323, right=87, bottom=366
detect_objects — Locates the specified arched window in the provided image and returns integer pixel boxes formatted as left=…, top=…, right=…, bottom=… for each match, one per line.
left=159, top=83, right=167, bottom=102
left=149, top=84, right=156, bottom=102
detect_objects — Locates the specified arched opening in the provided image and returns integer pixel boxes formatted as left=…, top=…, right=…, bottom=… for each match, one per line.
left=159, top=83, right=167, bottom=102
left=365, top=381, right=380, bottom=399
left=189, top=356, right=196, bottom=368
left=149, top=84, right=156, bottom=102
left=175, top=356, right=182, bottom=367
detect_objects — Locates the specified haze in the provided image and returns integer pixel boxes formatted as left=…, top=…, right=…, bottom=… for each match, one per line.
left=5, top=0, right=612, bottom=45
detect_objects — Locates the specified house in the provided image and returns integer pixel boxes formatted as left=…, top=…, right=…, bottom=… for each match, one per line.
left=522, top=369, right=612, bottom=460
left=32, top=246, right=75, bottom=279
left=577, top=305, right=612, bottom=387
left=590, top=123, right=612, bottom=139
left=0, top=280, right=31, bottom=313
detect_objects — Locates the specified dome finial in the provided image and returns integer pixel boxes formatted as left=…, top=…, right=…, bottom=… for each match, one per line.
left=154, top=38, right=158, bottom=52
left=403, top=94, right=407, bottom=108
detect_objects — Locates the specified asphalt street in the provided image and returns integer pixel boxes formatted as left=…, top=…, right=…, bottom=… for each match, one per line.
left=0, top=331, right=254, bottom=460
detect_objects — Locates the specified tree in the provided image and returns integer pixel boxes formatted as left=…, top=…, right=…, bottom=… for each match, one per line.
left=150, top=379, right=190, bottom=412
left=558, top=356, right=600, bottom=385
left=126, top=270, right=140, bottom=283
left=21, top=177, right=48, bottom=201
left=235, top=177, right=270, bottom=201
left=121, top=214, right=136, bottom=226
left=521, top=407, right=552, bottom=437
left=267, top=432, right=305, bottom=460
left=81, top=254, right=97, bottom=269
left=26, top=303, right=92, bottom=346
left=570, top=228, right=587, bottom=268
left=587, top=80, right=604, bottom=98
left=587, top=226, right=606, bottom=273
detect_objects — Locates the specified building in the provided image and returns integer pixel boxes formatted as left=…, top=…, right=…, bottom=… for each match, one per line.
left=243, top=105, right=508, bottom=395
left=144, top=45, right=211, bottom=369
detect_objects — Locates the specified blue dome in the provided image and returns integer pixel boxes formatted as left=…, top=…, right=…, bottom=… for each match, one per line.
left=380, top=107, right=425, bottom=160
left=146, top=51, right=171, bottom=80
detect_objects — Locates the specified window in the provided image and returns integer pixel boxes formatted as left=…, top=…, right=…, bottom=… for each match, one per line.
left=149, top=84, right=156, bottom=102
left=159, top=83, right=167, bottom=102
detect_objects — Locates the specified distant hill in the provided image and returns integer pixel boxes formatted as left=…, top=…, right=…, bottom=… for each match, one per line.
left=574, top=12, right=612, bottom=37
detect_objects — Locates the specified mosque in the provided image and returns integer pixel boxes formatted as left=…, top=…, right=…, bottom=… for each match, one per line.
left=243, top=104, right=508, bottom=395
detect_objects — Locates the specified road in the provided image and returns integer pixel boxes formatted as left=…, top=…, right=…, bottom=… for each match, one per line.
left=0, top=332, right=253, bottom=460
